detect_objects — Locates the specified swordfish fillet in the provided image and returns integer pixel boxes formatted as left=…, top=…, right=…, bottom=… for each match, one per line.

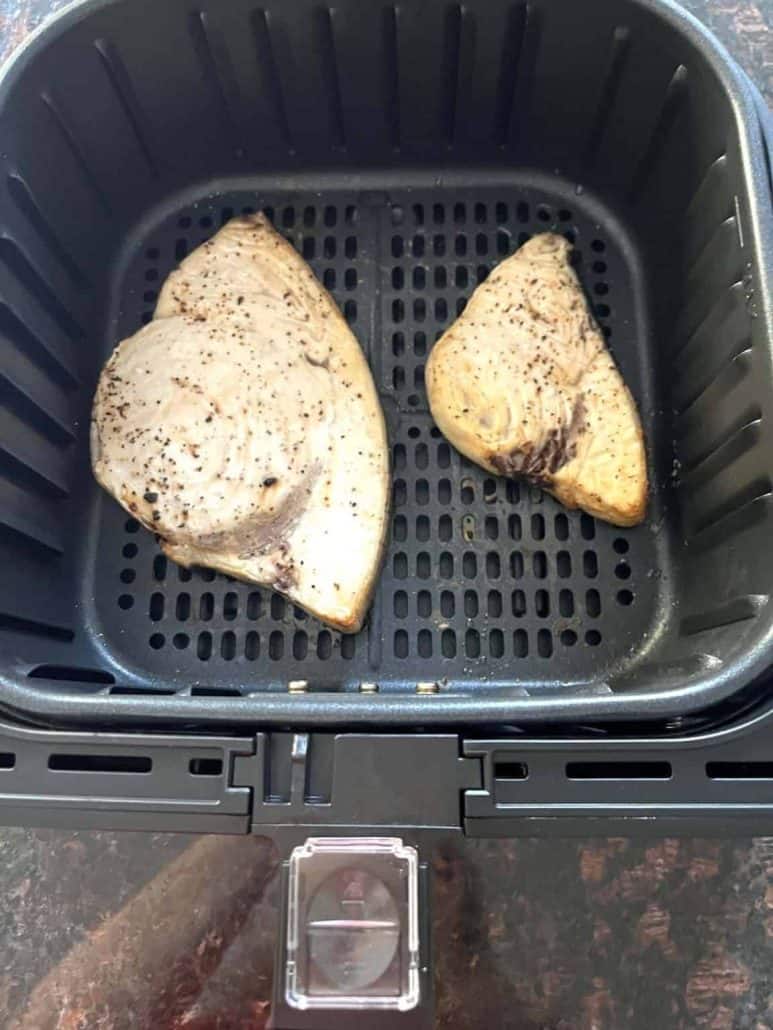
left=92, top=214, right=389, bottom=632
left=426, top=233, right=647, bottom=526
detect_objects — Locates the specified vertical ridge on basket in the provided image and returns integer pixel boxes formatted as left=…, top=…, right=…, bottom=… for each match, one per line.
left=683, top=435, right=769, bottom=529
left=583, top=25, right=630, bottom=164
left=685, top=216, right=742, bottom=291
left=314, top=7, right=346, bottom=150
left=382, top=5, right=401, bottom=149
left=680, top=420, right=761, bottom=493
left=682, top=154, right=733, bottom=263
left=677, top=273, right=745, bottom=345
left=6, top=174, right=91, bottom=290
left=39, top=92, right=113, bottom=215
left=0, top=612, right=73, bottom=641
left=185, top=14, right=244, bottom=156
left=679, top=595, right=767, bottom=637
left=674, top=281, right=743, bottom=360
left=0, top=478, right=65, bottom=554
left=0, top=302, right=78, bottom=393
left=673, top=283, right=750, bottom=395
left=685, top=489, right=772, bottom=552
left=501, top=2, right=541, bottom=151
left=0, top=355, right=75, bottom=449
left=94, top=38, right=159, bottom=177
left=440, top=3, right=463, bottom=147
left=251, top=8, right=294, bottom=152
left=679, top=402, right=761, bottom=474
left=0, top=423, right=70, bottom=499
left=676, top=346, right=753, bottom=425
left=628, top=64, right=688, bottom=200
left=674, top=339, right=752, bottom=415
left=0, top=238, right=84, bottom=343
left=493, top=3, right=528, bottom=147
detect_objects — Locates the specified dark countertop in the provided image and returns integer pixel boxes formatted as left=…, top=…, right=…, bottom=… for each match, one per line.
left=0, top=0, right=770, bottom=1028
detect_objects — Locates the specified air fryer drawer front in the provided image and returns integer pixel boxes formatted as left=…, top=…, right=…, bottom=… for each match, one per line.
left=2, top=705, right=773, bottom=837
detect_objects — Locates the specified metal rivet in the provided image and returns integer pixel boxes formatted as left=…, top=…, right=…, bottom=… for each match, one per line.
left=416, top=681, right=439, bottom=694
left=359, top=681, right=379, bottom=693
left=288, top=679, right=308, bottom=693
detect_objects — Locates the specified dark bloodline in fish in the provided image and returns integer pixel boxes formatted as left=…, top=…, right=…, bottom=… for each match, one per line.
left=490, top=394, right=586, bottom=486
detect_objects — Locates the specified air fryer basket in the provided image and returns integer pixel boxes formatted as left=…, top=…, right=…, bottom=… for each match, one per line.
left=0, top=0, right=770, bottom=727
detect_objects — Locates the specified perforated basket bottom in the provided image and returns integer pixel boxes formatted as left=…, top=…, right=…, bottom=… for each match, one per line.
left=90, top=180, right=668, bottom=694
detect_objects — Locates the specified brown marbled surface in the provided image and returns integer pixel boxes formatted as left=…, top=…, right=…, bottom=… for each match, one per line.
left=0, top=0, right=770, bottom=1027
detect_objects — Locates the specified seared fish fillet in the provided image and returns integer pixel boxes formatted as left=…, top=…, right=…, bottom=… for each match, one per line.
left=92, top=214, right=389, bottom=632
left=426, top=233, right=647, bottom=526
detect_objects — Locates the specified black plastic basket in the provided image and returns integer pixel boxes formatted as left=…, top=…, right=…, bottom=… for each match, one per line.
left=0, top=0, right=770, bottom=738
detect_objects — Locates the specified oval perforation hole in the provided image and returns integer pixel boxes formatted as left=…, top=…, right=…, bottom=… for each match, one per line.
left=394, top=629, right=409, bottom=658
left=317, top=631, right=332, bottom=660
left=465, top=629, right=480, bottom=658
left=513, top=629, right=528, bottom=657
left=293, top=631, right=308, bottom=660
left=197, top=632, right=212, bottom=660
left=537, top=628, right=553, bottom=657
left=418, top=629, right=432, bottom=658
left=269, top=631, right=284, bottom=660
left=486, top=553, right=501, bottom=579
left=245, top=631, right=260, bottom=660
left=439, top=552, right=454, bottom=578
left=441, top=629, right=456, bottom=658
left=489, top=628, right=504, bottom=658
left=586, top=589, right=601, bottom=618
left=583, top=552, right=598, bottom=578
left=221, top=632, right=236, bottom=661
